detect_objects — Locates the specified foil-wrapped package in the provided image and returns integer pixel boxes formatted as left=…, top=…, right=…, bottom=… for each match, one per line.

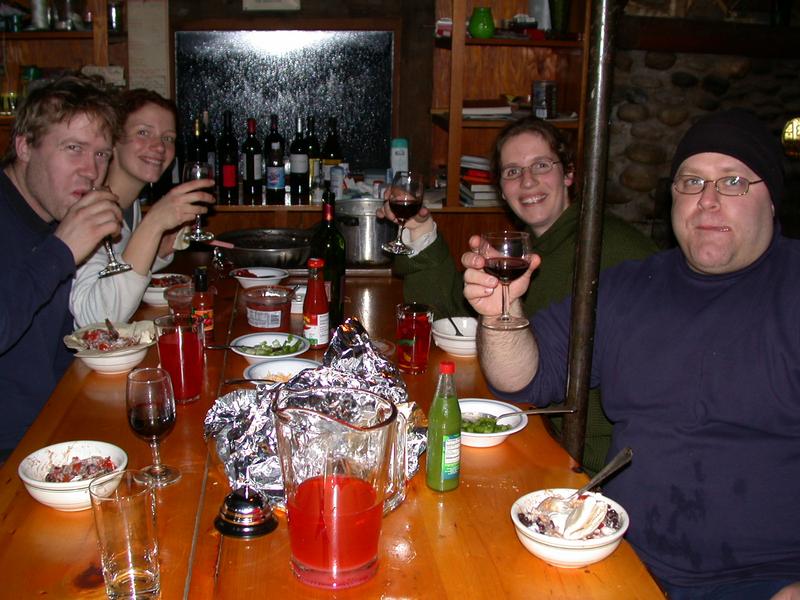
left=204, top=318, right=427, bottom=510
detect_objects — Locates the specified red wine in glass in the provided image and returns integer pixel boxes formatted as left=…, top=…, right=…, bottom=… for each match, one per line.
left=479, top=231, right=532, bottom=331
left=126, top=367, right=180, bottom=486
left=382, top=171, right=425, bottom=255
left=388, top=198, right=423, bottom=221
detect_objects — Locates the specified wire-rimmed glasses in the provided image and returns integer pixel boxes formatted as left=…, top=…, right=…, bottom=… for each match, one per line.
left=500, top=159, right=561, bottom=181
left=672, top=175, right=765, bottom=196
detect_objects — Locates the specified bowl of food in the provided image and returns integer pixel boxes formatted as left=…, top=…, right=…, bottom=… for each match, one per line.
left=18, top=440, right=128, bottom=511
left=432, top=317, right=478, bottom=357
left=231, top=267, right=290, bottom=289
left=459, top=398, right=528, bottom=447
left=230, top=332, right=311, bottom=365
left=216, top=228, right=312, bottom=268
left=142, top=273, right=191, bottom=306
left=510, top=488, right=629, bottom=568
left=64, top=321, right=155, bottom=375
left=243, top=357, right=321, bottom=383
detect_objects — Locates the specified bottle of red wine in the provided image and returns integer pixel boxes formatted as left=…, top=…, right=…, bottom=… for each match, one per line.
left=305, top=116, right=322, bottom=201
left=264, top=114, right=286, bottom=205
left=217, top=110, right=239, bottom=205
left=241, top=118, right=263, bottom=205
left=201, top=109, right=216, bottom=179
left=310, top=185, right=346, bottom=331
left=186, top=115, right=205, bottom=163
left=289, top=116, right=309, bottom=205
left=321, top=116, right=343, bottom=185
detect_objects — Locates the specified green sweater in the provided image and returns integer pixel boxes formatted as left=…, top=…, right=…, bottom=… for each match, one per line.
left=394, top=204, right=658, bottom=474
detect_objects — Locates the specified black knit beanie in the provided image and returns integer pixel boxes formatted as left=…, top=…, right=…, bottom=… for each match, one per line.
left=669, top=108, right=784, bottom=207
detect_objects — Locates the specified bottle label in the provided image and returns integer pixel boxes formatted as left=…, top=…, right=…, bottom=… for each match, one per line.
left=303, top=312, right=330, bottom=347
left=441, top=433, right=461, bottom=480
left=246, top=306, right=283, bottom=329
left=247, top=155, right=263, bottom=180
left=266, top=166, right=285, bottom=190
left=309, top=158, right=321, bottom=182
left=222, top=164, right=237, bottom=188
left=290, top=154, right=309, bottom=173
left=192, top=308, right=214, bottom=332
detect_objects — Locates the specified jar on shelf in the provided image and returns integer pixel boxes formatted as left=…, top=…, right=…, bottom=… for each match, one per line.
left=468, top=7, right=495, bottom=39
left=108, top=0, right=124, bottom=33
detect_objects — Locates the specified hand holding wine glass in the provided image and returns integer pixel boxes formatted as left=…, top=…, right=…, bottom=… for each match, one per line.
left=92, top=185, right=132, bottom=278
left=126, top=367, right=180, bottom=487
left=182, top=160, right=215, bottom=243
left=479, top=231, right=532, bottom=331
left=381, top=171, right=424, bottom=255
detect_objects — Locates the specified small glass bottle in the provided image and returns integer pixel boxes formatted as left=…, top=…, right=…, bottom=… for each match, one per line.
left=303, top=257, right=330, bottom=350
left=426, top=361, right=461, bottom=491
left=192, top=266, right=215, bottom=342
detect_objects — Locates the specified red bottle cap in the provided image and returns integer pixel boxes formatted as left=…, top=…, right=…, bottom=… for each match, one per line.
left=439, top=361, right=455, bottom=374
left=307, top=257, right=325, bottom=268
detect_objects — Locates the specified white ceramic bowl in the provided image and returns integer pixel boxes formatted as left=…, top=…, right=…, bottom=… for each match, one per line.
left=432, top=317, right=478, bottom=357
left=459, top=398, right=528, bottom=447
left=78, top=344, right=150, bottom=375
left=18, top=440, right=128, bottom=511
left=231, top=267, right=289, bottom=289
left=243, top=357, right=321, bottom=382
left=68, top=322, right=155, bottom=375
left=142, top=273, right=191, bottom=306
left=510, top=488, right=630, bottom=568
left=230, top=332, right=311, bottom=364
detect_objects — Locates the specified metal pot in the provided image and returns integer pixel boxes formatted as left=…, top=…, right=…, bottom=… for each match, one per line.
left=216, top=228, right=312, bottom=268
left=336, top=198, right=395, bottom=266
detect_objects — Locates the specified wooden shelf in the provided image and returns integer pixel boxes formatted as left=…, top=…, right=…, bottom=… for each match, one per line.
left=0, top=31, right=93, bottom=40
left=432, top=109, right=580, bottom=130
left=435, top=35, right=583, bottom=49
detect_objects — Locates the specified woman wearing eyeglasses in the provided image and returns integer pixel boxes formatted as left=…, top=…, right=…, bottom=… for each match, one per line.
left=378, top=116, right=657, bottom=474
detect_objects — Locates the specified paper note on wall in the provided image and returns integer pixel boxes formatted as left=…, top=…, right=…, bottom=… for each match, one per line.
left=127, top=0, right=170, bottom=97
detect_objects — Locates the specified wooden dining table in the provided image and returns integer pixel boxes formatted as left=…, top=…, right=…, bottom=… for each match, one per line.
left=0, top=257, right=664, bottom=599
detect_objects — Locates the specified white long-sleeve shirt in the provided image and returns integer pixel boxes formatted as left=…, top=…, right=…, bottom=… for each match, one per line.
left=70, top=200, right=172, bottom=327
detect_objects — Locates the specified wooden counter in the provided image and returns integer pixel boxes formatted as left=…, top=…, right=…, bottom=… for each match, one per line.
left=0, top=265, right=663, bottom=599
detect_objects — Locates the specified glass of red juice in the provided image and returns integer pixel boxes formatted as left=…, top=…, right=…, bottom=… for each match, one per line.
left=154, top=314, right=204, bottom=404
left=395, top=302, right=433, bottom=374
left=274, top=387, right=398, bottom=589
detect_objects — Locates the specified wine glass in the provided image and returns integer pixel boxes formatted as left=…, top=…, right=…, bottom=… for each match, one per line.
left=479, top=231, right=532, bottom=331
left=182, top=160, right=215, bottom=243
left=94, top=185, right=132, bottom=278
left=126, top=367, right=180, bottom=487
left=381, top=170, right=424, bottom=255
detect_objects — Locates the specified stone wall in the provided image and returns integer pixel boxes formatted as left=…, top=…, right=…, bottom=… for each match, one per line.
left=605, top=50, right=800, bottom=246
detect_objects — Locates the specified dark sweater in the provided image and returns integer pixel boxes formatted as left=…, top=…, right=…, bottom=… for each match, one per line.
left=507, top=231, right=800, bottom=587
left=0, top=171, right=76, bottom=452
left=396, top=203, right=658, bottom=473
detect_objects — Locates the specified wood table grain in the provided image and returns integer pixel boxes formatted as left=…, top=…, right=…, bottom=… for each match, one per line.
left=0, top=270, right=664, bottom=599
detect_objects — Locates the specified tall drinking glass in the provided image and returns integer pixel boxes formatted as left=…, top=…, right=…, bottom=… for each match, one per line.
left=126, top=367, right=180, bottom=487
left=381, top=171, right=424, bottom=255
left=479, top=231, right=532, bottom=330
left=182, top=160, right=215, bottom=243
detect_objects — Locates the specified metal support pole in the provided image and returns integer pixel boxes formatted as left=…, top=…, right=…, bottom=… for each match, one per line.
left=561, top=0, right=622, bottom=465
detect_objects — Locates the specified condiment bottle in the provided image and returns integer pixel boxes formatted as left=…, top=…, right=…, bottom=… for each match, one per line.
left=426, top=361, right=461, bottom=491
left=192, top=266, right=215, bottom=341
left=310, top=186, right=346, bottom=332
left=303, top=258, right=330, bottom=349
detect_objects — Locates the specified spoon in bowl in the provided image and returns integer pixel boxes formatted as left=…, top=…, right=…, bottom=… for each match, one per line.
left=462, top=406, right=575, bottom=423
left=447, top=316, right=464, bottom=337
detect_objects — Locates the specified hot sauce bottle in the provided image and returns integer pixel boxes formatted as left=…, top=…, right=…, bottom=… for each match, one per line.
left=192, top=266, right=215, bottom=341
left=303, top=257, right=330, bottom=349
left=426, top=361, right=461, bottom=491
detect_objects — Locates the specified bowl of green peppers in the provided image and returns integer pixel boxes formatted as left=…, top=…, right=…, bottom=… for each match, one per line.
left=459, top=398, right=528, bottom=448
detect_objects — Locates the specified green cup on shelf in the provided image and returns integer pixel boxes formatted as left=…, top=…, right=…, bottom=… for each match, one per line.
left=468, top=7, right=495, bottom=39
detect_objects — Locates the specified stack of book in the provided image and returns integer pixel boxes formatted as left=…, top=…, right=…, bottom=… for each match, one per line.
left=462, top=98, right=514, bottom=121
left=459, top=155, right=501, bottom=207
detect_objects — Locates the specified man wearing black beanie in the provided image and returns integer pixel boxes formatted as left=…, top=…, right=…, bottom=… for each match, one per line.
left=466, top=108, right=799, bottom=599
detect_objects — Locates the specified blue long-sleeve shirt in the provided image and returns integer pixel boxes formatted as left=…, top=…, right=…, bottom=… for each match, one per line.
left=0, top=171, right=76, bottom=451
left=498, top=231, right=800, bottom=587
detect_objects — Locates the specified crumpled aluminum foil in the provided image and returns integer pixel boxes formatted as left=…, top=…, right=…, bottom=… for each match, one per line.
left=203, top=318, right=427, bottom=508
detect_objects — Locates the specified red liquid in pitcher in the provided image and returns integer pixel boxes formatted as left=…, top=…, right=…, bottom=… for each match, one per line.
left=287, top=474, right=382, bottom=588
left=157, top=332, right=202, bottom=402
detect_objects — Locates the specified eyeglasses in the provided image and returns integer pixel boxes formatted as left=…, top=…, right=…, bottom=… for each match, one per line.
left=672, top=175, right=765, bottom=197
left=500, top=159, right=561, bottom=181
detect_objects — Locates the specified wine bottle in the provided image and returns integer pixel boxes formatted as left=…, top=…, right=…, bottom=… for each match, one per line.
left=289, top=116, right=309, bottom=205
left=241, top=118, right=263, bottom=205
left=201, top=109, right=216, bottom=179
left=217, top=110, right=239, bottom=205
left=321, top=116, right=343, bottom=185
left=186, top=116, right=205, bottom=163
left=305, top=116, right=322, bottom=198
left=310, top=185, right=346, bottom=331
left=264, top=114, right=286, bottom=205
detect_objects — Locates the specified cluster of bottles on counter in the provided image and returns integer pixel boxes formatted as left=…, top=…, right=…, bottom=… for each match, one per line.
left=173, top=110, right=346, bottom=207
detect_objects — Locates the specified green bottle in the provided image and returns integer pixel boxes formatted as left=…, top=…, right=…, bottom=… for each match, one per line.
left=426, top=361, right=461, bottom=491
